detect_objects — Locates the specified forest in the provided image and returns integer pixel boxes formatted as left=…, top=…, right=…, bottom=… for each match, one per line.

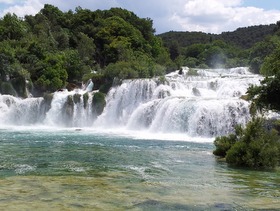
left=0, top=4, right=171, bottom=97
left=1, top=4, right=280, bottom=169
left=0, top=4, right=280, bottom=98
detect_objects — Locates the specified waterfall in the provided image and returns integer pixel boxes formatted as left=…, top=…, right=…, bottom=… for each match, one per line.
left=95, top=67, right=262, bottom=137
left=0, top=89, right=95, bottom=127
left=0, top=94, right=44, bottom=126
left=0, top=67, right=262, bottom=137
left=44, top=90, right=95, bottom=127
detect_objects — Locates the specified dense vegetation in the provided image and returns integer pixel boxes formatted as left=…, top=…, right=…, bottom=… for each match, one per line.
left=158, top=23, right=280, bottom=72
left=0, top=4, right=171, bottom=97
left=213, top=117, right=280, bottom=168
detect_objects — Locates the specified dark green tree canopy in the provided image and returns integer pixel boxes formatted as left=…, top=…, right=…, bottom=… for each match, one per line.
left=0, top=4, right=170, bottom=96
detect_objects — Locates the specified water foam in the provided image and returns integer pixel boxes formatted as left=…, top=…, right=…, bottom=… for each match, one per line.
left=0, top=67, right=262, bottom=139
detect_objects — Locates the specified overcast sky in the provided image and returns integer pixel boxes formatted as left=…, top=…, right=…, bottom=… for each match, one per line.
left=0, top=0, right=280, bottom=34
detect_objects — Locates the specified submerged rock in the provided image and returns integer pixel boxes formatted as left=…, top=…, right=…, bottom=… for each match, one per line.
left=192, top=87, right=201, bottom=96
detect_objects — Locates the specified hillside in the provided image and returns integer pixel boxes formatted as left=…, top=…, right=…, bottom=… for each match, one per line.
left=158, top=24, right=276, bottom=49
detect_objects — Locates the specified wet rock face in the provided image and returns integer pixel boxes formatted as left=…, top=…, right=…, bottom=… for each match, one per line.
left=92, top=92, right=106, bottom=116
left=192, top=87, right=201, bottom=96
left=1, top=82, right=17, bottom=97
left=73, top=93, right=81, bottom=104
left=63, top=95, right=74, bottom=126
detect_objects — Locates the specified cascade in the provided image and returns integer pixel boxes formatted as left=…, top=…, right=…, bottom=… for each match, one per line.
left=0, top=94, right=44, bottom=126
left=0, top=67, right=262, bottom=137
left=0, top=89, right=96, bottom=127
left=44, top=89, right=95, bottom=127
left=95, top=67, right=262, bottom=137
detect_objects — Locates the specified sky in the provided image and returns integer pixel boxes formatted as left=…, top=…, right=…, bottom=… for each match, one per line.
left=0, top=0, right=280, bottom=34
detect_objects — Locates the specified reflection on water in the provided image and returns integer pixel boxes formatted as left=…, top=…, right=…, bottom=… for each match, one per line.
left=0, top=129, right=279, bottom=210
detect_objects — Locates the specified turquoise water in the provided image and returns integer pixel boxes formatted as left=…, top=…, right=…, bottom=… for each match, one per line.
left=0, top=128, right=279, bottom=210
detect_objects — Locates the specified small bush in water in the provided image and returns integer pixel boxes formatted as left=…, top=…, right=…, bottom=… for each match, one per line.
left=214, top=117, right=280, bottom=169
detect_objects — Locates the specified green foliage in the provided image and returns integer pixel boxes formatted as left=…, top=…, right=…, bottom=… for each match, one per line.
left=220, top=25, right=276, bottom=49
left=168, top=41, right=180, bottom=61
left=184, top=57, right=199, bottom=68
left=92, top=92, right=106, bottom=116
left=83, top=72, right=106, bottom=91
left=104, top=52, right=165, bottom=80
left=248, top=37, right=280, bottom=73
left=246, top=34, right=280, bottom=113
left=34, top=52, right=68, bottom=92
left=105, top=61, right=139, bottom=80
left=213, top=134, right=238, bottom=157
left=0, top=81, right=17, bottom=96
left=214, top=118, right=280, bottom=169
left=77, top=32, right=96, bottom=66
left=63, top=49, right=90, bottom=83
left=0, top=13, right=28, bottom=41
left=83, top=92, right=89, bottom=108
left=249, top=57, right=262, bottom=74
left=187, top=68, right=199, bottom=76
left=260, top=47, right=280, bottom=76
left=247, top=73, right=280, bottom=112
left=200, top=45, right=226, bottom=68
left=0, top=5, right=171, bottom=97
left=159, top=24, right=279, bottom=69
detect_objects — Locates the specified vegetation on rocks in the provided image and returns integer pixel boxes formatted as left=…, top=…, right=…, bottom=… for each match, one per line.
left=214, top=118, right=280, bottom=169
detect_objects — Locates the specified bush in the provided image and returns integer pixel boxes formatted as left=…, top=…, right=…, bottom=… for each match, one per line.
left=213, top=118, right=280, bottom=169
left=213, top=134, right=237, bottom=157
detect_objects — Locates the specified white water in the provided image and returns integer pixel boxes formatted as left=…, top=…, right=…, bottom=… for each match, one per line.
left=95, top=67, right=261, bottom=137
left=0, top=67, right=262, bottom=139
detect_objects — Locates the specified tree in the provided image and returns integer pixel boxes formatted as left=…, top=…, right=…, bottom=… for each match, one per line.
left=247, top=73, right=280, bottom=112
left=260, top=47, right=280, bottom=76
left=247, top=46, right=280, bottom=112
left=95, top=16, right=146, bottom=66
left=0, top=13, right=27, bottom=41
left=77, top=32, right=96, bottom=66
left=0, top=53, right=13, bottom=81
left=248, top=37, right=280, bottom=73
left=63, top=49, right=90, bottom=83
left=34, top=52, right=68, bottom=92
left=169, top=41, right=180, bottom=61
left=199, top=45, right=226, bottom=68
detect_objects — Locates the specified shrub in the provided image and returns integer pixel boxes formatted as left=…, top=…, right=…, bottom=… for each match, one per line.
left=213, top=134, right=237, bottom=157
left=214, top=118, right=280, bottom=169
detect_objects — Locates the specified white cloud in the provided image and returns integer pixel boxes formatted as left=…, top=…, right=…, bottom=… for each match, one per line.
left=0, top=0, right=16, bottom=4
left=170, top=0, right=280, bottom=33
left=0, top=0, right=43, bottom=17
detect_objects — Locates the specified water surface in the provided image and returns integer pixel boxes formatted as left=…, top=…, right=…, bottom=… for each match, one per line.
left=0, top=128, right=279, bottom=210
